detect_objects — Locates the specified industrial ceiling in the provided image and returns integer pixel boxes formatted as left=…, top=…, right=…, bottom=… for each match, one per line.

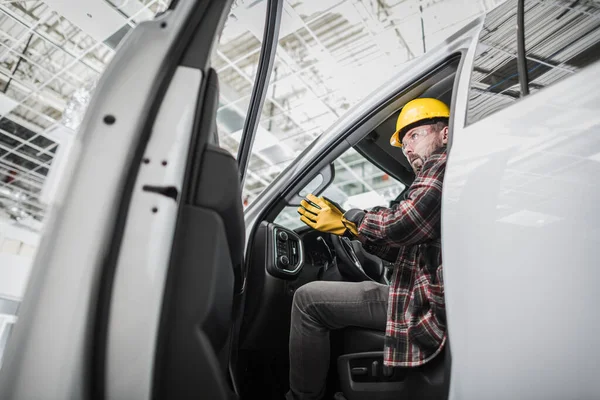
left=0, top=0, right=507, bottom=230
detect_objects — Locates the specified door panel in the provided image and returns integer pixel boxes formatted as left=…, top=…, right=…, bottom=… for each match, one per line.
left=106, top=65, right=202, bottom=399
left=443, top=59, right=600, bottom=400
left=0, top=1, right=235, bottom=399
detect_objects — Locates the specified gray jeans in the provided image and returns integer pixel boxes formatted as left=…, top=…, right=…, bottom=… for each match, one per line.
left=286, top=280, right=389, bottom=400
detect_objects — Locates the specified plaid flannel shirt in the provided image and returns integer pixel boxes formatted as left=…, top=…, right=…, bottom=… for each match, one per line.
left=346, top=148, right=447, bottom=367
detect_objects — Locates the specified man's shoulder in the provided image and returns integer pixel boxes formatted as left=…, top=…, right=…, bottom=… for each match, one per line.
left=426, top=147, right=447, bottom=164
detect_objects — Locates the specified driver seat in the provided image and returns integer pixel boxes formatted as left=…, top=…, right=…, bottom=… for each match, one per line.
left=335, top=327, right=450, bottom=400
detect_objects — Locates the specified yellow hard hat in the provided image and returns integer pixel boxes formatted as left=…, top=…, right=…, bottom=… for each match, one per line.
left=390, top=98, right=450, bottom=147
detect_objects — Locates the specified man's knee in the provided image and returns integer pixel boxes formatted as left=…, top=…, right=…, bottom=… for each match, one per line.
left=293, top=281, right=328, bottom=312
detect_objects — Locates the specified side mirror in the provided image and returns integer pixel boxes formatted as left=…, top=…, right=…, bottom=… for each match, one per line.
left=286, top=163, right=335, bottom=206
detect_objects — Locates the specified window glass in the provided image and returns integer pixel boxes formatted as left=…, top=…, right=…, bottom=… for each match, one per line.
left=211, top=1, right=267, bottom=155
left=466, top=0, right=524, bottom=124
left=522, top=0, right=600, bottom=93
left=274, top=147, right=405, bottom=230
left=466, top=0, right=600, bottom=125
left=299, top=174, right=324, bottom=198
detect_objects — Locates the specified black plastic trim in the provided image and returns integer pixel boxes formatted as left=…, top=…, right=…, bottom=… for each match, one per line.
left=516, top=0, right=530, bottom=97
left=338, top=352, right=408, bottom=400
left=268, top=224, right=304, bottom=279
left=446, top=50, right=466, bottom=149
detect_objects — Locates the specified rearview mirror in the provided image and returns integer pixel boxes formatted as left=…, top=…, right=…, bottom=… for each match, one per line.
left=287, top=164, right=335, bottom=205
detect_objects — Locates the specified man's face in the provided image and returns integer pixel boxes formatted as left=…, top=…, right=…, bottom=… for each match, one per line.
left=401, top=123, right=448, bottom=173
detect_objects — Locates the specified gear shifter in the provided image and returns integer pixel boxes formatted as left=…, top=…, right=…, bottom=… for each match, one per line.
left=316, top=235, right=336, bottom=280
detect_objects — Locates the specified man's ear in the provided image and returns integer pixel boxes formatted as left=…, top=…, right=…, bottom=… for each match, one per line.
left=441, top=126, right=449, bottom=145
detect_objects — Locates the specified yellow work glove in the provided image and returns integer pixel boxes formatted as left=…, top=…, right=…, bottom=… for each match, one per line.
left=297, top=194, right=359, bottom=236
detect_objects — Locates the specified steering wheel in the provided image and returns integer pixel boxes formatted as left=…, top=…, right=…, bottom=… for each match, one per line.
left=329, top=234, right=374, bottom=282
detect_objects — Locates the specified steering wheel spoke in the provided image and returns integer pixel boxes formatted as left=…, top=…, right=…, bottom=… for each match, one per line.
left=329, top=234, right=373, bottom=282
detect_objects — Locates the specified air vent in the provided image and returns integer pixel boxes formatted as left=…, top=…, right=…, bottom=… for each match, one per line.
left=289, top=239, right=299, bottom=266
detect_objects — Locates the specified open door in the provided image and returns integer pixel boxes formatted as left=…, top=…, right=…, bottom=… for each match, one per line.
left=152, top=1, right=283, bottom=399
left=0, top=1, right=282, bottom=399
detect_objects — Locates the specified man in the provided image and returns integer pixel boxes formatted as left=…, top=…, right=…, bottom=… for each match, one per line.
left=287, top=98, right=450, bottom=400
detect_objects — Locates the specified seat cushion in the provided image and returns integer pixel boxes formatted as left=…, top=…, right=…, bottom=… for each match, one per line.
left=341, top=327, right=386, bottom=354
left=337, top=328, right=450, bottom=400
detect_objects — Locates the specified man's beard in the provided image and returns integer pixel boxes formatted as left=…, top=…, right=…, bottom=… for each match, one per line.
left=408, top=137, right=444, bottom=174
left=409, top=155, right=424, bottom=173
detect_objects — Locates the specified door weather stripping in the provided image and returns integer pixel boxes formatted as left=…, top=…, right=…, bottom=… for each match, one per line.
left=237, top=0, right=283, bottom=187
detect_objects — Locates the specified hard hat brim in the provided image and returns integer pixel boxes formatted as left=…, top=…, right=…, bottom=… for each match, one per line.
left=390, top=129, right=403, bottom=147
left=389, top=117, right=449, bottom=148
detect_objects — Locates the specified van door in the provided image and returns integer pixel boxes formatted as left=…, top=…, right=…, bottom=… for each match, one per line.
left=0, top=1, right=282, bottom=399
left=443, top=1, right=600, bottom=398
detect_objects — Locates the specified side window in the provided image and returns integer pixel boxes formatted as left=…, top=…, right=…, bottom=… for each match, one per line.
left=466, top=0, right=600, bottom=125
left=274, top=148, right=406, bottom=230
left=211, top=2, right=267, bottom=153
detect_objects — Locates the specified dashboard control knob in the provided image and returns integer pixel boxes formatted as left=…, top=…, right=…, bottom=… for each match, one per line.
left=278, top=231, right=289, bottom=241
left=279, top=255, right=290, bottom=267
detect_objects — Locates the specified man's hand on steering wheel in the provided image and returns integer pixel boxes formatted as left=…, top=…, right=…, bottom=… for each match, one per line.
left=297, top=194, right=359, bottom=236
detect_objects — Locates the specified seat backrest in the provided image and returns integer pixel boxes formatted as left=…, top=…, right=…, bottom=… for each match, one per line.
left=152, top=68, right=244, bottom=399
left=194, top=145, right=245, bottom=289
left=188, top=67, right=245, bottom=291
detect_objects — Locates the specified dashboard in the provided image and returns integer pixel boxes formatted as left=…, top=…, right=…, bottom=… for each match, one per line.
left=240, top=220, right=389, bottom=350
left=263, top=222, right=336, bottom=279
left=307, top=248, right=331, bottom=266
left=263, top=222, right=388, bottom=281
